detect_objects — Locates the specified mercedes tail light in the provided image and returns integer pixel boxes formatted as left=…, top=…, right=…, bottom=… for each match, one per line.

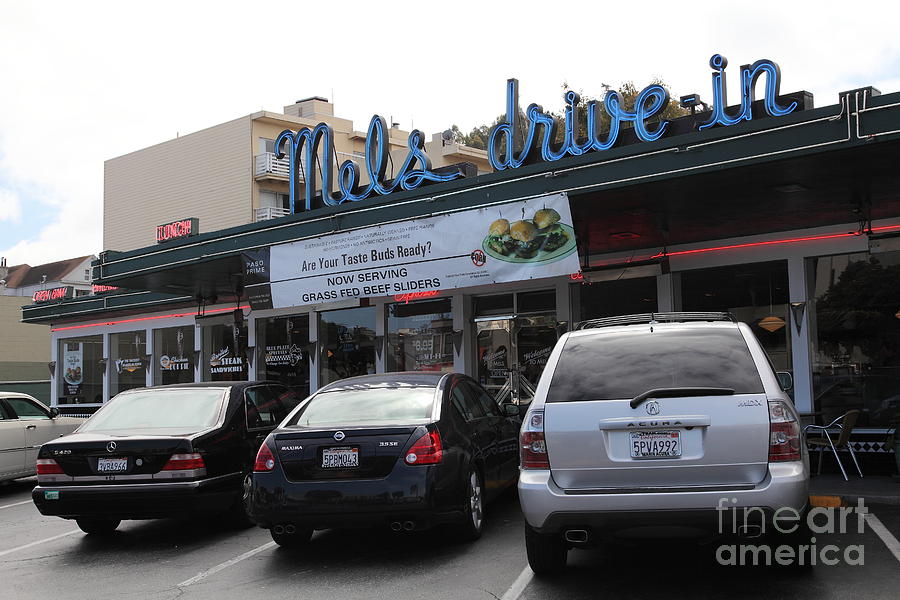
left=768, top=400, right=801, bottom=462
left=405, top=430, right=443, bottom=465
left=162, top=453, right=206, bottom=471
left=254, top=443, right=276, bottom=472
left=36, top=458, right=65, bottom=475
left=521, top=410, right=550, bottom=469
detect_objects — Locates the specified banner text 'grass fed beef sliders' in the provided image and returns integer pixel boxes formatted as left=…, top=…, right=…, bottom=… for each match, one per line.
left=510, top=220, right=541, bottom=258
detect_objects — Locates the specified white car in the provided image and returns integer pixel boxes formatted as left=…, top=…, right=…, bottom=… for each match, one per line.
left=0, top=393, right=83, bottom=482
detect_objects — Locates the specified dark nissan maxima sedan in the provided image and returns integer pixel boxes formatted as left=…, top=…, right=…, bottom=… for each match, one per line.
left=247, top=372, right=521, bottom=547
left=32, top=382, right=300, bottom=534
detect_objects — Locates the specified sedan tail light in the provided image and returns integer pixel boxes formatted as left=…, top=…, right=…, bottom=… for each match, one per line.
left=254, top=443, right=276, bottom=472
left=162, top=453, right=206, bottom=471
left=405, top=430, right=442, bottom=465
left=768, top=400, right=801, bottom=462
left=521, top=410, right=550, bottom=469
left=36, top=458, right=65, bottom=475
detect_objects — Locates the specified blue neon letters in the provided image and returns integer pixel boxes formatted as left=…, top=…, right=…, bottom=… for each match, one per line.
left=488, top=53, right=796, bottom=171
left=275, top=116, right=464, bottom=213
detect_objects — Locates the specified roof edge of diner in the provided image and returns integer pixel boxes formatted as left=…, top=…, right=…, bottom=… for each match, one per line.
left=91, top=88, right=900, bottom=286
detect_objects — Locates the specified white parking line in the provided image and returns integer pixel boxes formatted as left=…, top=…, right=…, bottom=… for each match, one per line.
left=0, top=530, right=80, bottom=559
left=0, top=500, right=32, bottom=510
left=178, top=541, right=277, bottom=587
left=865, top=513, right=900, bottom=563
left=500, top=566, right=534, bottom=600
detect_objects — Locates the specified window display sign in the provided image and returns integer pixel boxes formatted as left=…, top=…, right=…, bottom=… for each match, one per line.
left=210, top=348, right=244, bottom=374
left=264, top=344, right=304, bottom=367
left=115, top=357, right=143, bottom=374
left=258, top=193, right=579, bottom=309
left=63, top=343, right=83, bottom=396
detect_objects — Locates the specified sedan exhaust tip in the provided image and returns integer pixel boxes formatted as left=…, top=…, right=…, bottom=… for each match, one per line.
left=402, top=521, right=415, bottom=531
left=284, top=524, right=296, bottom=535
left=389, top=521, right=403, bottom=532
left=564, top=529, right=589, bottom=544
left=273, top=525, right=285, bottom=535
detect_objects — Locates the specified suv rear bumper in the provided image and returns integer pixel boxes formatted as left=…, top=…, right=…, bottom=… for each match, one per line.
left=519, top=462, right=808, bottom=535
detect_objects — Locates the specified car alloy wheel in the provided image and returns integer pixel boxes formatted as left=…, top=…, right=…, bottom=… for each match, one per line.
left=469, top=470, right=483, bottom=532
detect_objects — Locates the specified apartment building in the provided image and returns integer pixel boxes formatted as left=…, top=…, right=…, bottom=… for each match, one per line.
left=103, top=97, right=492, bottom=251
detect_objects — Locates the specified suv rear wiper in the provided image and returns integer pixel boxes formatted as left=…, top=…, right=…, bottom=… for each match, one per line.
left=630, top=387, right=735, bottom=409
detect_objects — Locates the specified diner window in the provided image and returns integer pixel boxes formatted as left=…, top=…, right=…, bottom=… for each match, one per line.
left=203, top=322, right=248, bottom=382
left=110, top=331, right=147, bottom=396
left=681, top=261, right=791, bottom=373
left=153, top=326, right=195, bottom=385
left=576, top=276, right=658, bottom=322
left=319, top=307, right=376, bottom=386
left=58, top=335, right=103, bottom=404
left=256, top=315, right=310, bottom=397
left=810, top=251, right=900, bottom=427
left=387, top=298, right=454, bottom=372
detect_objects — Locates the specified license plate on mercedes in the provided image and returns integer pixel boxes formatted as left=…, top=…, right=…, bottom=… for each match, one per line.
left=97, top=457, right=128, bottom=472
left=630, top=430, right=681, bottom=459
left=322, top=447, right=359, bottom=468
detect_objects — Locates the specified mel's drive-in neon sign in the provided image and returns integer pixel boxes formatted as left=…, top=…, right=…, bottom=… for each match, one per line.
left=275, top=54, right=796, bottom=214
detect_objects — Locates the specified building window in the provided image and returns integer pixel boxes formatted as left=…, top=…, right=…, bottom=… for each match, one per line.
left=256, top=315, right=310, bottom=398
left=319, top=307, right=376, bottom=386
left=680, top=261, right=791, bottom=373
left=575, top=277, right=658, bottom=322
left=203, top=322, right=248, bottom=382
left=387, top=298, right=454, bottom=372
left=110, top=331, right=147, bottom=396
left=810, top=251, right=900, bottom=427
left=83, top=269, right=90, bottom=281
left=58, top=335, right=103, bottom=405
left=153, top=326, right=194, bottom=385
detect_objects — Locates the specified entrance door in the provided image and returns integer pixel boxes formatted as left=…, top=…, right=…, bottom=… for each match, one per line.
left=475, top=315, right=558, bottom=405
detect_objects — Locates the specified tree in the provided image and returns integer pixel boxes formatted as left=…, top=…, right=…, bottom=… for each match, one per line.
left=448, top=80, right=690, bottom=152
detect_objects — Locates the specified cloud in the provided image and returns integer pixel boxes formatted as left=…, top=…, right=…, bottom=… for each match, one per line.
left=0, top=188, right=21, bottom=223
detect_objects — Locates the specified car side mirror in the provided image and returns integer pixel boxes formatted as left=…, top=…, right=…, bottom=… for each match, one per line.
left=776, top=372, right=793, bottom=392
left=49, top=407, right=60, bottom=418
left=502, top=404, right=521, bottom=417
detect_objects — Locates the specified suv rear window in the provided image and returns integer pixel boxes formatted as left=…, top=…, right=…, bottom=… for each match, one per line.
left=547, top=327, right=764, bottom=402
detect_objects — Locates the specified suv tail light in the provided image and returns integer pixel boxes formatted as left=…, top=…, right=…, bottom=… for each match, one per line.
left=36, top=458, right=65, bottom=475
left=254, top=443, right=276, bottom=472
left=521, top=410, right=550, bottom=469
left=405, top=430, right=443, bottom=465
left=768, top=400, right=801, bottom=462
left=162, top=453, right=205, bottom=471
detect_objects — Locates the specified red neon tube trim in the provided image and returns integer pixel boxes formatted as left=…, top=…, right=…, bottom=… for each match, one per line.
left=51, top=306, right=250, bottom=332
left=653, top=224, right=900, bottom=259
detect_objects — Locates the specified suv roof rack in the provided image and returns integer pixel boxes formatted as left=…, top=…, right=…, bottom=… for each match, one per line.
left=575, top=312, right=737, bottom=330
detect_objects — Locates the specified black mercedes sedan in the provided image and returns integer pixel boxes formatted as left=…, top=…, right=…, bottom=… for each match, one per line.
left=246, top=372, right=521, bottom=546
left=32, top=382, right=300, bottom=535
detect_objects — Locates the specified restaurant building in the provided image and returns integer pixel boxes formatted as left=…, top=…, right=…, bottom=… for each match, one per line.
left=22, top=55, right=900, bottom=459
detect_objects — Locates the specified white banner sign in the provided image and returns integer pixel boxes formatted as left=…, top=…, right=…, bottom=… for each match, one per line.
left=267, top=193, right=579, bottom=308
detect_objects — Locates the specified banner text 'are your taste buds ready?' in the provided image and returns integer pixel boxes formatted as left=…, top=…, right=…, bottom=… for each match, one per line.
left=263, top=193, right=580, bottom=309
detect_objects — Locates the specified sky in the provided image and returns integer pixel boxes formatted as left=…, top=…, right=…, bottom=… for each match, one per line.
left=1, top=0, right=899, bottom=267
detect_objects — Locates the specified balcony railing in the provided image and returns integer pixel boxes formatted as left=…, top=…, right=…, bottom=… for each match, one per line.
left=255, top=206, right=291, bottom=221
left=254, top=152, right=293, bottom=179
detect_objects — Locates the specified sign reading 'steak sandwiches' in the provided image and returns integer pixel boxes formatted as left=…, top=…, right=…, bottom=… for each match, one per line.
left=157, top=218, right=198, bottom=243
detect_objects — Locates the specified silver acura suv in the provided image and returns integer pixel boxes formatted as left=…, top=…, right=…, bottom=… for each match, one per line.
left=518, top=313, right=809, bottom=574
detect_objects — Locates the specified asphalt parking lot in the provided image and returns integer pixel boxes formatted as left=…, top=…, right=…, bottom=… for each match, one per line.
left=2, top=477, right=899, bottom=600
